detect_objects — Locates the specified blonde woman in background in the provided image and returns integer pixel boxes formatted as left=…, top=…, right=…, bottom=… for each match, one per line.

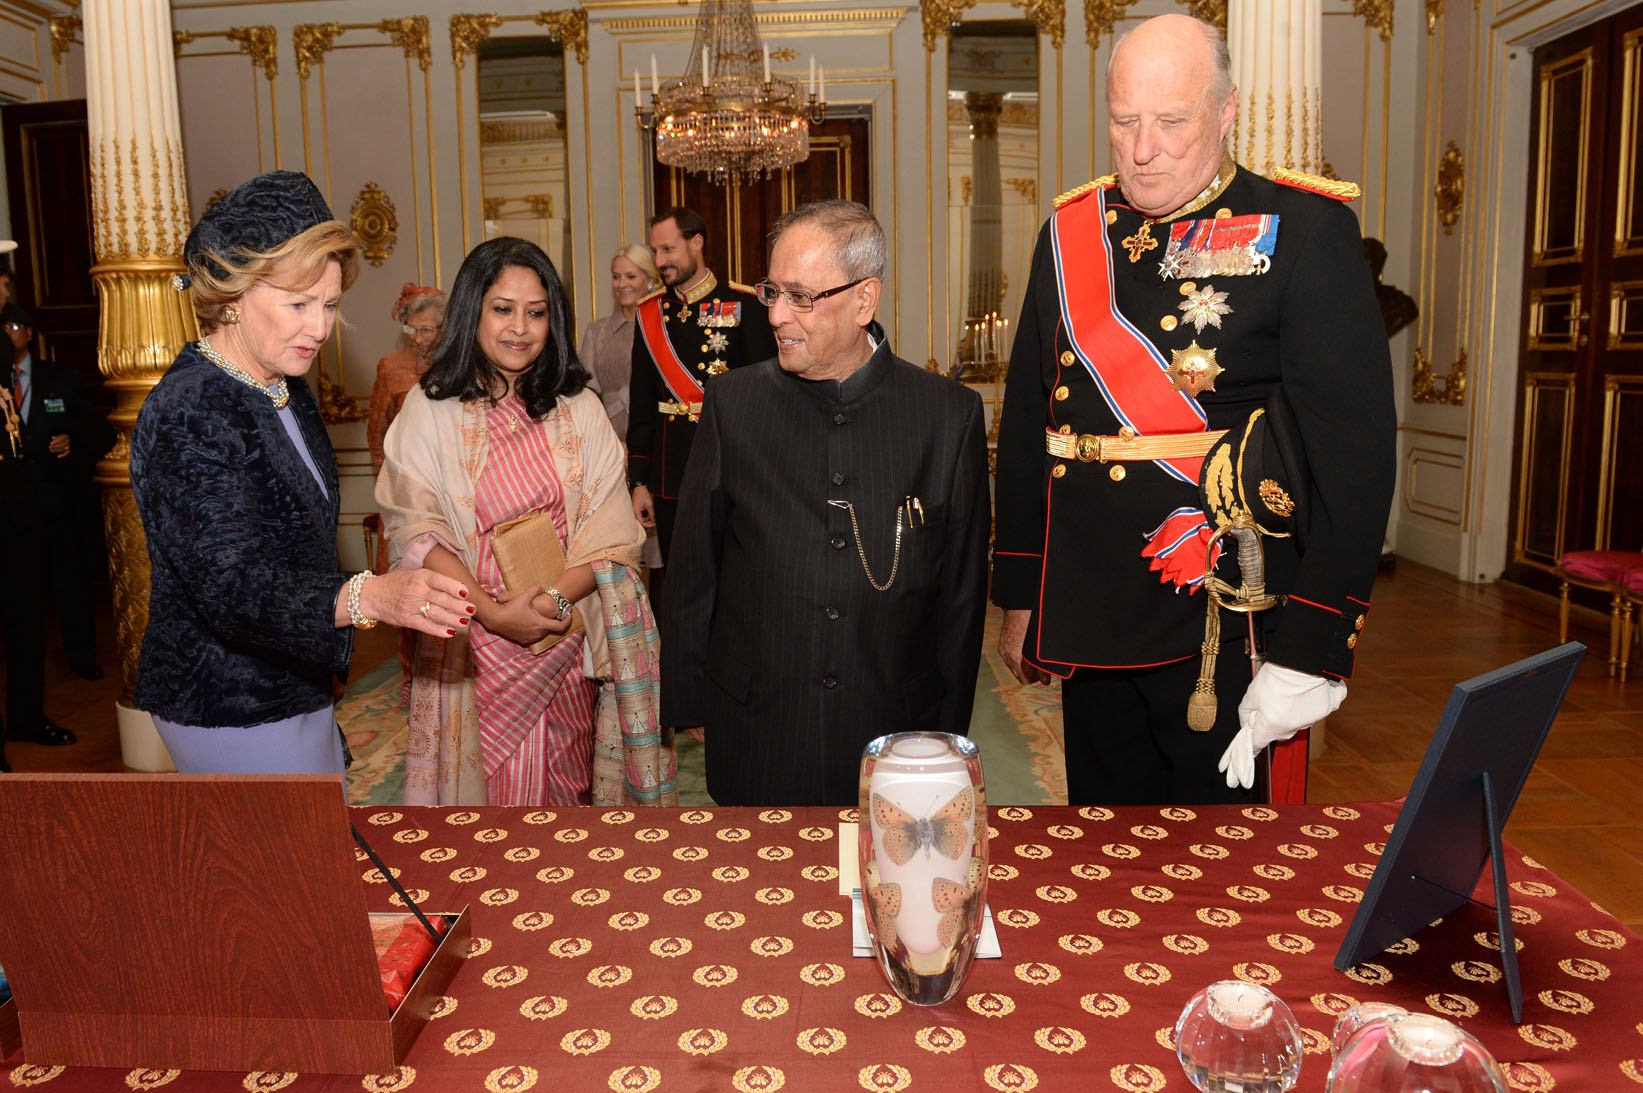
left=579, top=244, right=663, bottom=569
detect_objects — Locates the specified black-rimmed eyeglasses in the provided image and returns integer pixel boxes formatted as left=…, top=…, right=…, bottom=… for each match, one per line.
left=754, top=278, right=866, bottom=313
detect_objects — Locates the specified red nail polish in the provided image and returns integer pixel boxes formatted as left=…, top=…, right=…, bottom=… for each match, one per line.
left=458, top=618, right=469, bottom=626
left=446, top=628, right=456, bottom=636
left=459, top=589, right=468, bottom=598
left=466, top=605, right=476, bottom=614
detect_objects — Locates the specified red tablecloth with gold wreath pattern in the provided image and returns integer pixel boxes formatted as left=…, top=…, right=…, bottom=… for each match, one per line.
left=4, top=802, right=1639, bottom=1092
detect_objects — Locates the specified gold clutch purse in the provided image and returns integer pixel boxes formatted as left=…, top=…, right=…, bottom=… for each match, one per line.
left=489, top=510, right=583, bottom=655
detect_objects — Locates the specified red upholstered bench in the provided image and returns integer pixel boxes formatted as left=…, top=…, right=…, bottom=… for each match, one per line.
left=1556, top=550, right=1642, bottom=680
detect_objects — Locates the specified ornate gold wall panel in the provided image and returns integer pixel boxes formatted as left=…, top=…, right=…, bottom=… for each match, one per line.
left=1596, top=375, right=1643, bottom=549
left=1404, top=446, right=1465, bottom=525
left=1412, top=346, right=1467, bottom=404
left=1617, top=28, right=1643, bottom=256
left=1435, top=138, right=1463, bottom=234
left=1607, top=281, right=1643, bottom=349
left=1525, top=286, right=1581, bottom=350
left=1511, top=372, right=1576, bottom=571
left=1531, top=49, right=1591, bottom=267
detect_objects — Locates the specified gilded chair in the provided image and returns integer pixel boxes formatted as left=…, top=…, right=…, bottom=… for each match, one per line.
left=1620, top=565, right=1643, bottom=683
left=1555, top=550, right=1643, bottom=678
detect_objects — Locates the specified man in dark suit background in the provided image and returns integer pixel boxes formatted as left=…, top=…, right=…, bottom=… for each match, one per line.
left=661, top=200, right=990, bottom=806
left=7, top=300, right=105, bottom=681
left=626, top=206, right=777, bottom=607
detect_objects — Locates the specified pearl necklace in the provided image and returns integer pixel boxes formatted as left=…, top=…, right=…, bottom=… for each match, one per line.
left=198, top=338, right=289, bottom=410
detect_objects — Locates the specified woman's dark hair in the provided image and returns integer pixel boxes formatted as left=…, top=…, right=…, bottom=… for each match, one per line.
left=421, top=236, right=587, bottom=418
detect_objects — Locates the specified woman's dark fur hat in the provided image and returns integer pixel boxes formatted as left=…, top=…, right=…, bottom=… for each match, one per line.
left=177, top=170, right=335, bottom=288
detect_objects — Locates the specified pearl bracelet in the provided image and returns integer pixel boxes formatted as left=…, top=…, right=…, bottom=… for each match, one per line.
left=347, top=570, right=378, bottom=630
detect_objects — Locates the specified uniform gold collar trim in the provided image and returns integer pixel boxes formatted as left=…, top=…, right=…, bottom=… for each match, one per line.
left=1122, top=153, right=1238, bottom=225
left=678, top=271, right=718, bottom=305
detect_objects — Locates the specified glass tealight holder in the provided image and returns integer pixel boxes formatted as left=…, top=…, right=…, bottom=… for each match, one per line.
left=1330, top=1001, right=1409, bottom=1056
left=857, top=731, right=987, bottom=1006
left=1325, top=1012, right=1507, bottom=1092
left=1175, top=980, right=1303, bottom=1093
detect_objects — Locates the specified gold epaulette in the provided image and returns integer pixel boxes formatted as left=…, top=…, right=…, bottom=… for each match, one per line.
left=1273, top=167, right=1362, bottom=202
left=1053, top=174, right=1117, bottom=210
left=638, top=287, right=665, bottom=305
left=728, top=280, right=759, bottom=295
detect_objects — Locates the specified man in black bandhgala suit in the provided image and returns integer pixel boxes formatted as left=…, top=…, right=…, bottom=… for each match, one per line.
left=661, top=201, right=990, bottom=807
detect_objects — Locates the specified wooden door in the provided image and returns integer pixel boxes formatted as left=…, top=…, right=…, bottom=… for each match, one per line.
left=1509, top=7, right=1643, bottom=591
left=0, top=99, right=103, bottom=417
left=650, top=113, right=872, bottom=286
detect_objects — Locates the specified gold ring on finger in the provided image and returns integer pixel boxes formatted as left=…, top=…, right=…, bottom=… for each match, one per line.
left=419, top=600, right=433, bottom=620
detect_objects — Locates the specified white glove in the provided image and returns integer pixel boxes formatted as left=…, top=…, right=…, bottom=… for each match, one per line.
left=1216, top=663, right=1347, bottom=790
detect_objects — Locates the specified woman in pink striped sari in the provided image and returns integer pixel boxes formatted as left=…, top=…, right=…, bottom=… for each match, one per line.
left=377, top=238, right=673, bottom=806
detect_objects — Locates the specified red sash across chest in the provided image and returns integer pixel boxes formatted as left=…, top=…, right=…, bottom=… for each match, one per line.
left=636, top=296, right=704, bottom=406
left=1050, top=188, right=1209, bottom=487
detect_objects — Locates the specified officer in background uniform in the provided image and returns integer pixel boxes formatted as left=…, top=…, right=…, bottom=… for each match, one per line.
left=627, top=207, right=778, bottom=606
left=992, top=13, right=1395, bottom=805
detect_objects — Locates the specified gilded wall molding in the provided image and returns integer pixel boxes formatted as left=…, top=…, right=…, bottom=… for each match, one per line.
left=1017, top=0, right=1065, bottom=48
left=922, top=0, right=978, bottom=51
left=535, top=9, right=590, bottom=65
left=1412, top=345, right=1467, bottom=405
left=49, top=15, right=80, bottom=64
left=227, top=25, right=279, bottom=81
left=316, top=368, right=367, bottom=424
left=922, top=0, right=1064, bottom=50
left=379, top=15, right=433, bottom=71
left=293, top=22, right=341, bottom=80
left=1352, top=0, right=1394, bottom=42
left=1425, top=0, right=1444, bottom=32
left=1176, top=0, right=1226, bottom=33
left=1085, top=0, right=1137, bottom=49
left=351, top=182, right=398, bottom=267
left=1436, top=139, right=1463, bottom=235
left=173, top=29, right=194, bottom=55
left=450, top=13, right=502, bottom=70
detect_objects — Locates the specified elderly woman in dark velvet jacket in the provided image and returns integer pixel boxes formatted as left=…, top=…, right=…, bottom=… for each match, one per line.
left=130, top=170, right=470, bottom=774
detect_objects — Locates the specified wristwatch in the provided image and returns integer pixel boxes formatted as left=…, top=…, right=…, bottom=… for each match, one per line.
left=545, top=587, right=574, bottom=621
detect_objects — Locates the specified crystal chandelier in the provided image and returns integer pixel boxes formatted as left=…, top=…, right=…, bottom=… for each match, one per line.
left=636, top=0, right=825, bottom=184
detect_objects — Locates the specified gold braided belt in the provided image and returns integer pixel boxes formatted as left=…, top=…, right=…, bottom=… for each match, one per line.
left=1044, top=426, right=1228, bottom=463
left=659, top=400, right=704, bottom=416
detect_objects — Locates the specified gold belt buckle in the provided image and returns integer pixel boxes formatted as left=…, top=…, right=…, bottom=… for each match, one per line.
left=1075, top=434, right=1102, bottom=462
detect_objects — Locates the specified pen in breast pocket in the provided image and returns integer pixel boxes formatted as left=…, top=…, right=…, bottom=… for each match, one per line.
left=904, top=496, right=924, bottom=526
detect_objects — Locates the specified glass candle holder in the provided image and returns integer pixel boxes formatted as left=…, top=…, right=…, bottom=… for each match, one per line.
left=1330, top=1001, right=1409, bottom=1056
left=1326, top=1012, right=1507, bottom=1091
left=857, top=732, right=987, bottom=1006
left=1175, top=980, right=1303, bottom=1092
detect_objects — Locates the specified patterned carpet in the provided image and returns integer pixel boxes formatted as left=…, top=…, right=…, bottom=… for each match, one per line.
left=341, top=607, right=1066, bottom=807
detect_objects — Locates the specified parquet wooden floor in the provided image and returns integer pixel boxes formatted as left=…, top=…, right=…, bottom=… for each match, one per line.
left=8, top=560, right=1639, bottom=929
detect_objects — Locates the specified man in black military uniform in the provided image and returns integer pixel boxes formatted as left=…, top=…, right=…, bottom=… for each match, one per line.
left=992, top=13, right=1395, bottom=805
left=627, top=207, right=778, bottom=606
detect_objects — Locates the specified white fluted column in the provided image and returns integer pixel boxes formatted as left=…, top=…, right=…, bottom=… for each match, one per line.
left=1227, top=0, right=1322, bottom=177
left=85, top=0, right=196, bottom=769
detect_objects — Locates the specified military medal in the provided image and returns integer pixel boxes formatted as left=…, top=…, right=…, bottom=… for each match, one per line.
left=705, top=330, right=729, bottom=353
left=1158, top=213, right=1279, bottom=280
left=1121, top=220, right=1158, bottom=263
left=706, top=359, right=728, bottom=376
left=1167, top=341, right=1222, bottom=396
left=1178, top=283, right=1232, bottom=333
left=699, top=300, right=742, bottom=328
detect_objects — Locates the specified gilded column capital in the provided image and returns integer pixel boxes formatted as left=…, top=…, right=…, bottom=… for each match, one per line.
left=1352, top=0, right=1394, bottom=42
left=49, top=15, right=81, bottom=64
left=1426, top=0, right=1444, bottom=32
left=963, top=91, right=1003, bottom=139
left=378, top=15, right=432, bottom=72
left=1084, top=0, right=1136, bottom=49
left=451, top=13, right=502, bottom=70
left=1177, top=0, right=1227, bottom=33
left=535, top=9, right=590, bottom=65
left=921, top=0, right=977, bottom=52
left=293, top=22, right=342, bottom=80
left=1016, top=0, right=1065, bottom=49
left=227, top=25, right=279, bottom=81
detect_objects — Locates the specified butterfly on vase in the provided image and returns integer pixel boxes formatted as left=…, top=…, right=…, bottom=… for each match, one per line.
left=870, top=786, right=975, bottom=867
left=866, top=880, right=902, bottom=949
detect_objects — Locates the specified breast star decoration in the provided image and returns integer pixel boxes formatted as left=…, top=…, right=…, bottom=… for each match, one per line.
left=1179, top=284, right=1232, bottom=334
left=1167, top=341, right=1222, bottom=396
left=705, top=330, right=730, bottom=354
